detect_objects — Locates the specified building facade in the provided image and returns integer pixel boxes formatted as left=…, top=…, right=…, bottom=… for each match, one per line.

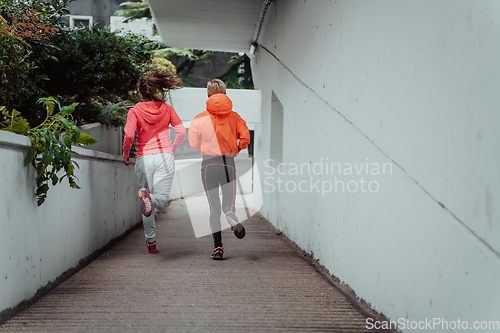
left=66, top=0, right=123, bottom=28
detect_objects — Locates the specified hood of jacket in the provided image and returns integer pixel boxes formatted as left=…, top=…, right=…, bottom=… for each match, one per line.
left=132, top=101, right=169, bottom=125
left=206, top=93, right=232, bottom=115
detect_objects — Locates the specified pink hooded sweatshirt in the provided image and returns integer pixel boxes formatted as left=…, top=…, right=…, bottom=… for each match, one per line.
left=123, top=101, right=186, bottom=158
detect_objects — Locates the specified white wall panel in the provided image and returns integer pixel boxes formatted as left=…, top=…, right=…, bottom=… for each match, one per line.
left=0, top=131, right=141, bottom=314
left=169, top=87, right=261, bottom=130
left=251, top=0, right=500, bottom=331
left=148, top=0, right=262, bottom=52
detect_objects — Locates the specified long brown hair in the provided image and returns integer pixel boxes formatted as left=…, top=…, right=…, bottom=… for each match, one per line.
left=138, top=70, right=183, bottom=101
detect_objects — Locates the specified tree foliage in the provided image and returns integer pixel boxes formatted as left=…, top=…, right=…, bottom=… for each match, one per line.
left=115, top=0, right=151, bottom=23
left=1, top=0, right=155, bottom=126
left=42, top=26, right=152, bottom=122
left=217, top=54, right=253, bottom=89
left=0, top=30, right=33, bottom=107
left=0, top=0, right=70, bottom=109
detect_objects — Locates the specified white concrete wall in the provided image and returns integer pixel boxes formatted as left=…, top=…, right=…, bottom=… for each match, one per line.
left=79, top=123, right=123, bottom=156
left=0, top=131, right=142, bottom=314
left=252, top=1, right=500, bottom=331
left=148, top=0, right=262, bottom=53
left=110, top=16, right=161, bottom=41
left=169, top=87, right=262, bottom=131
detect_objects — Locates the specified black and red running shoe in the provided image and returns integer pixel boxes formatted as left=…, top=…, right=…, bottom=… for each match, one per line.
left=211, top=247, right=224, bottom=260
left=146, top=239, right=158, bottom=253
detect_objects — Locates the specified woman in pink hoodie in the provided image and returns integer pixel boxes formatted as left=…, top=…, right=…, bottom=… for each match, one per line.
left=123, top=71, right=186, bottom=253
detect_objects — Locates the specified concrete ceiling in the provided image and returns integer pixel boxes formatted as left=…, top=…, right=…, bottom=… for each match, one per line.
left=147, top=0, right=263, bottom=53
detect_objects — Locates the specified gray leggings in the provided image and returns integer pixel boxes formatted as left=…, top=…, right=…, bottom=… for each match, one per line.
left=135, top=153, right=175, bottom=242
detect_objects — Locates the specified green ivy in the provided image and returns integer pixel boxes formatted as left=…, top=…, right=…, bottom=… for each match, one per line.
left=1, top=97, right=96, bottom=206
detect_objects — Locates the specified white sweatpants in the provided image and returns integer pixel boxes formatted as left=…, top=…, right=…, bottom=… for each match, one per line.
left=135, top=153, right=175, bottom=242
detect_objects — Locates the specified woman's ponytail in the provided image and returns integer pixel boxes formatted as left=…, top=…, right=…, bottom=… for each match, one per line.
left=138, top=70, right=183, bottom=101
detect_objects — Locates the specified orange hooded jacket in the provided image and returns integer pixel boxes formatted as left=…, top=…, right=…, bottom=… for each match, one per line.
left=188, top=93, right=250, bottom=157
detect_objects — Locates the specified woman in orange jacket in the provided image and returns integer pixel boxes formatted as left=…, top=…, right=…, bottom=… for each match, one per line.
left=188, top=79, right=250, bottom=260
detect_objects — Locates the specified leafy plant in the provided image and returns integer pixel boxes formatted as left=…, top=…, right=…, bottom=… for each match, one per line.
left=0, top=6, right=59, bottom=42
left=0, top=0, right=72, bottom=31
left=150, top=56, right=177, bottom=74
left=42, top=27, right=153, bottom=122
left=0, top=30, right=34, bottom=107
left=95, top=99, right=138, bottom=158
left=0, top=106, right=30, bottom=134
left=2, top=0, right=153, bottom=126
left=0, top=0, right=72, bottom=111
left=114, top=0, right=151, bottom=23
left=217, top=54, right=253, bottom=89
left=1, top=97, right=97, bottom=206
left=152, top=45, right=199, bottom=61
left=97, top=99, right=130, bottom=128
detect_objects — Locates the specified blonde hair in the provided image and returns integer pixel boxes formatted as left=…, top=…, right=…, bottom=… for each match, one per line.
left=207, top=79, right=226, bottom=97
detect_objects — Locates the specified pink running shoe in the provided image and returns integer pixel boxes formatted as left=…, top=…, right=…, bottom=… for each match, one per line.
left=146, top=240, right=158, bottom=253
left=138, top=188, right=152, bottom=217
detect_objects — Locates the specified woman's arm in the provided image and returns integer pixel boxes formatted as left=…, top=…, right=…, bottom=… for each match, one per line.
left=236, top=115, right=250, bottom=151
left=169, top=107, right=186, bottom=151
left=123, top=109, right=138, bottom=158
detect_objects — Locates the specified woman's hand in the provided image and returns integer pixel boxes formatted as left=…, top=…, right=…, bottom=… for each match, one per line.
left=123, top=157, right=131, bottom=166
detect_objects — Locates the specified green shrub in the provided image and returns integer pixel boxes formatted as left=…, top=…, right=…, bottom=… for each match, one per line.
left=41, top=27, right=152, bottom=122
left=98, top=99, right=130, bottom=128
left=0, top=30, right=34, bottom=107
left=2, top=0, right=153, bottom=126
left=0, top=0, right=71, bottom=112
left=96, top=99, right=137, bottom=158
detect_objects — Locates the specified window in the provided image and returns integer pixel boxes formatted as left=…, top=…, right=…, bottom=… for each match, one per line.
left=70, top=15, right=93, bottom=28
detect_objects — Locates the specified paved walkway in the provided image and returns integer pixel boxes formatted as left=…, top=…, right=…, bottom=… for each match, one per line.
left=0, top=198, right=388, bottom=333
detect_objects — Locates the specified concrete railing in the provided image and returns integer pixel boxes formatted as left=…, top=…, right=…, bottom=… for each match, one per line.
left=79, top=123, right=123, bottom=156
left=0, top=130, right=142, bottom=315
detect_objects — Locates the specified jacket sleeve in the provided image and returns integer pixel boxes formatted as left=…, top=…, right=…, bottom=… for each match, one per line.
left=169, top=107, right=186, bottom=152
left=236, top=115, right=250, bottom=151
left=123, top=109, right=137, bottom=158
left=188, top=116, right=202, bottom=150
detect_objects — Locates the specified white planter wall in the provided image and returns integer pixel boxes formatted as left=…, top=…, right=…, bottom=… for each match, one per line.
left=169, top=87, right=262, bottom=130
left=0, top=131, right=141, bottom=314
left=251, top=0, right=500, bottom=331
left=79, top=123, right=123, bottom=156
